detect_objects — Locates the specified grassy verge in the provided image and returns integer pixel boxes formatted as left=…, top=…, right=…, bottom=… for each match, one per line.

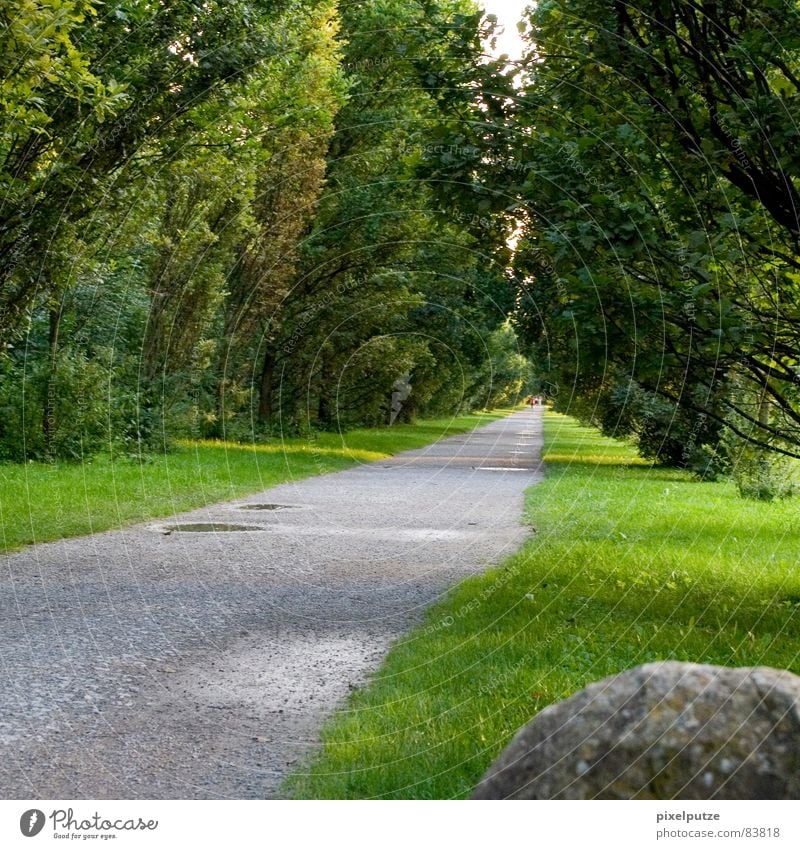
left=287, top=411, right=800, bottom=799
left=0, top=411, right=507, bottom=553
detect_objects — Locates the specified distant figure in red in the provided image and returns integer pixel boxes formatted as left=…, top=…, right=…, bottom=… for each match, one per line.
left=527, top=395, right=537, bottom=408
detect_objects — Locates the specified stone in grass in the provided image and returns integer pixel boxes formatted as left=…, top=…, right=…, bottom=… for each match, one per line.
left=472, top=661, right=800, bottom=799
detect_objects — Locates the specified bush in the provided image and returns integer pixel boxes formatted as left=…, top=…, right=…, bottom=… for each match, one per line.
left=685, top=443, right=729, bottom=482
left=731, top=450, right=796, bottom=501
left=0, top=349, right=113, bottom=461
left=598, top=378, right=723, bottom=470
left=721, top=429, right=797, bottom=501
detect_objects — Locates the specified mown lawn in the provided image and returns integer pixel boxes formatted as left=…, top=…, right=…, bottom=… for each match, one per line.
left=0, top=411, right=506, bottom=553
left=287, top=411, right=800, bottom=799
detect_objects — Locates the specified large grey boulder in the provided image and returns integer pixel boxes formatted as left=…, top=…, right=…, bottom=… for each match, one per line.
left=472, top=661, right=800, bottom=799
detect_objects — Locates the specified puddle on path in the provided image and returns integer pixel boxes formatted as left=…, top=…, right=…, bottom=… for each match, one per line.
left=235, top=504, right=298, bottom=511
left=161, top=523, right=266, bottom=533
left=476, top=466, right=534, bottom=472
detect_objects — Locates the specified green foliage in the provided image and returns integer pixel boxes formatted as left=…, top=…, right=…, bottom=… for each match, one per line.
left=424, top=0, right=800, bottom=468
left=0, top=348, right=110, bottom=460
left=732, top=451, right=796, bottom=501
left=477, top=323, right=534, bottom=409
left=0, top=0, right=116, bottom=139
left=595, top=378, right=725, bottom=474
left=0, top=0, right=297, bottom=332
left=0, top=0, right=523, bottom=459
left=248, top=0, right=520, bottom=434
left=722, top=430, right=798, bottom=501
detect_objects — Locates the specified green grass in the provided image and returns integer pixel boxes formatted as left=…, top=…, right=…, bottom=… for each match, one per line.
left=0, top=411, right=507, bottom=553
left=287, top=411, right=800, bottom=799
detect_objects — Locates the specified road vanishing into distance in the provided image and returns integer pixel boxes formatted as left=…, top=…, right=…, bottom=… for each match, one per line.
left=0, top=408, right=542, bottom=798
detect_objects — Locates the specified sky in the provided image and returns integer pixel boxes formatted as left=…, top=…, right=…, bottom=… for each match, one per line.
left=481, top=0, right=533, bottom=61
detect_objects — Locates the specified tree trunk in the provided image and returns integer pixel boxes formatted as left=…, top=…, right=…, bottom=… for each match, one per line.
left=258, top=347, right=276, bottom=423
left=42, top=304, right=62, bottom=456
left=317, top=356, right=334, bottom=425
left=759, top=389, right=770, bottom=427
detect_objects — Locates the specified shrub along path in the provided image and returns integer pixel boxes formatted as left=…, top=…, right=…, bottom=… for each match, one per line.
left=0, top=409, right=542, bottom=798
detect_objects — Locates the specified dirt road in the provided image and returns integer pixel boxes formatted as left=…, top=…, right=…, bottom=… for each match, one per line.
left=0, top=408, right=543, bottom=798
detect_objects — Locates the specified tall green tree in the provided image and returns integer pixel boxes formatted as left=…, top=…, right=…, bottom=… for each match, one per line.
left=264, top=0, right=520, bottom=432
left=0, top=0, right=289, bottom=338
left=424, top=0, right=800, bottom=460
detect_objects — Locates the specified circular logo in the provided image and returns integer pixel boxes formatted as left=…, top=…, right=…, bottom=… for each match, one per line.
left=20, top=809, right=45, bottom=837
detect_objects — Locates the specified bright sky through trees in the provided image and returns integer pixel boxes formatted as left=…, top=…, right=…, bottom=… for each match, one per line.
left=482, top=0, right=531, bottom=59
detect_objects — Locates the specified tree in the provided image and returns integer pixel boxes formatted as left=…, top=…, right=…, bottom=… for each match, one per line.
left=263, top=0, right=518, bottom=432
left=422, top=0, right=800, bottom=461
left=0, top=0, right=531, bottom=458
left=0, top=0, right=290, bottom=338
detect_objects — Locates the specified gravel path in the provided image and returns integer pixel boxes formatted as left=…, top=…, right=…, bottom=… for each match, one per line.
left=0, top=408, right=543, bottom=799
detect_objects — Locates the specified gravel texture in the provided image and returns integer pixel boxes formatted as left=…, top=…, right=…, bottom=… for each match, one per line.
left=0, top=409, right=542, bottom=799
